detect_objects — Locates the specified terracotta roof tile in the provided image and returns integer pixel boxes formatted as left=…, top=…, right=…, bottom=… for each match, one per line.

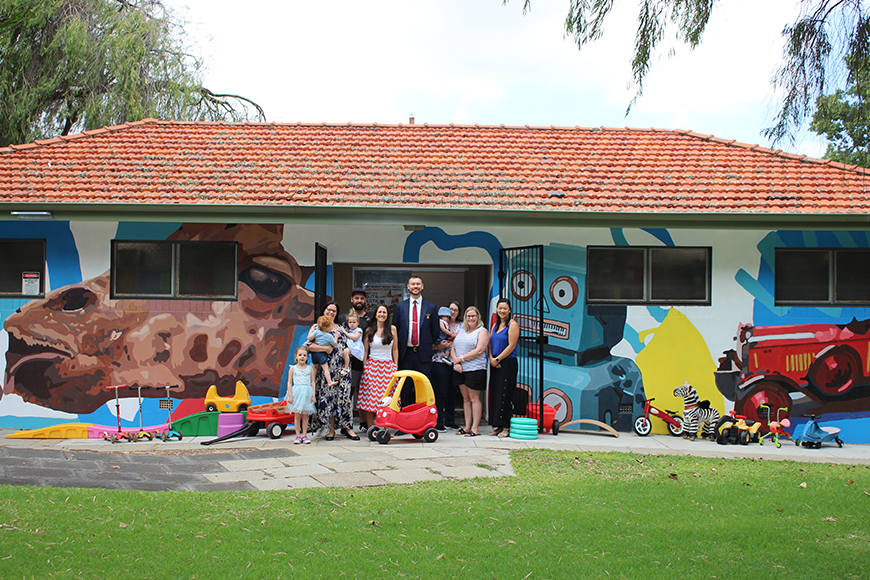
left=0, top=119, right=868, bottom=215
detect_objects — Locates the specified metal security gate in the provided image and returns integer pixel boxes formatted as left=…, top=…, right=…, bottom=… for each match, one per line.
left=314, top=243, right=328, bottom=317
left=498, top=245, right=547, bottom=432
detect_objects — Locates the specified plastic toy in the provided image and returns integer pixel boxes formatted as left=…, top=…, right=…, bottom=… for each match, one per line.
left=793, top=413, right=844, bottom=448
left=200, top=401, right=296, bottom=445
left=126, top=385, right=154, bottom=441
left=102, top=384, right=133, bottom=443
left=204, top=381, right=251, bottom=413
left=673, top=382, right=720, bottom=441
left=632, top=397, right=683, bottom=436
left=367, top=370, right=439, bottom=444
left=158, top=384, right=183, bottom=441
left=715, top=411, right=762, bottom=445
left=758, top=404, right=791, bottom=448
left=526, top=402, right=559, bottom=434
left=245, top=401, right=296, bottom=439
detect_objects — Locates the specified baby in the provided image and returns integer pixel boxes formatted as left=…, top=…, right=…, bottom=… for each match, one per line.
left=309, top=315, right=338, bottom=386
left=433, top=306, right=458, bottom=365
left=339, top=314, right=364, bottom=376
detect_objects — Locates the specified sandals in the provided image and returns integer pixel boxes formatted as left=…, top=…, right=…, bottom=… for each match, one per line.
left=456, top=428, right=469, bottom=435
left=465, top=431, right=482, bottom=437
left=497, top=430, right=511, bottom=438
left=489, top=427, right=504, bottom=436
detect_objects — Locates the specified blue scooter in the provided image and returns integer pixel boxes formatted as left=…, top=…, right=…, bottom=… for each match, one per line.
left=793, top=413, right=843, bottom=449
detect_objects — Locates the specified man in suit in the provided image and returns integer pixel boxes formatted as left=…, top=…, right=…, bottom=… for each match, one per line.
left=391, top=275, right=442, bottom=410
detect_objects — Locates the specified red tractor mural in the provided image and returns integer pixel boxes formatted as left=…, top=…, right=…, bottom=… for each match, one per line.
left=715, top=318, right=870, bottom=426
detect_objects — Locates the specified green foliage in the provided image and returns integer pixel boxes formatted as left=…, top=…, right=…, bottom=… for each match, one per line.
left=1, top=451, right=868, bottom=579
left=811, top=54, right=870, bottom=167
left=510, top=1, right=870, bottom=145
left=0, top=0, right=263, bottom=146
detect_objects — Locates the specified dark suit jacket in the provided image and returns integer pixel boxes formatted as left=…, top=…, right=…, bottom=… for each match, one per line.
left=392, top=297, right=440, bottom=363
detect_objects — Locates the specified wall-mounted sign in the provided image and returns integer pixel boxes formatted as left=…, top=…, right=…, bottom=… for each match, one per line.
left=22, top=272, right=40, bottom=296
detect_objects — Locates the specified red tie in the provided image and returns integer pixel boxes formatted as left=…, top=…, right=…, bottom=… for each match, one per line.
left=411, top=301, right=419, bottom=347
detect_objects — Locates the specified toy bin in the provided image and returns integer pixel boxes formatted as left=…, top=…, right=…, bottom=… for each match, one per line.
left=217, top=413, right=246, bottom=438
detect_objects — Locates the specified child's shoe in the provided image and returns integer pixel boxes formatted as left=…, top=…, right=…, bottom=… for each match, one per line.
left=340, top=368, right=350, bottom=377
left=302, top=436, right=311, bottom=444
left=294, top=436, right=303, bottom=445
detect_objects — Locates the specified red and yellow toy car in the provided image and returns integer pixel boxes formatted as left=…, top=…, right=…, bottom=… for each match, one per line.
left=368, top=370, right=439, bottom=444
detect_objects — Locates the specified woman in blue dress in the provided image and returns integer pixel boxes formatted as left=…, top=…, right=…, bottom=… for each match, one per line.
left=488, top=299, right=520, bottom=437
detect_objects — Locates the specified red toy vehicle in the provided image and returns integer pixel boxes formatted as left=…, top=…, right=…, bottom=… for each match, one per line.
left=716, top=319, right=870, bottom=426
left=245, top=401, right=296, bottom=439
left=632, top=397, right=684, bottom=437
left=368, top=370, right=439, bottom=444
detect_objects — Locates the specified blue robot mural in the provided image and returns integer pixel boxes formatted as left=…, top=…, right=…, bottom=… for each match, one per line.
left=508, top=243, right=646, bottom=432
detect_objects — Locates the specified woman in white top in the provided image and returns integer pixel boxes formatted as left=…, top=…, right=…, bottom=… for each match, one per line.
left=357, top=304, right=399, bottom=431
left=450, top=306, right=490, bottom=437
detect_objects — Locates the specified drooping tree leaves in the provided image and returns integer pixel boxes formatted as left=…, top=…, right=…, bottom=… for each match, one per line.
left=0, top=0, right=264, bottom=146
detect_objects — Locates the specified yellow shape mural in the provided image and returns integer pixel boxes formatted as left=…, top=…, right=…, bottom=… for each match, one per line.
left=636, top=309, right=724, bottom=434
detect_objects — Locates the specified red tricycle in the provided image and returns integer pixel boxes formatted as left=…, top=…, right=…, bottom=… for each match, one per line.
left=633, top=397, right=684, bottom=437
left=368, top=370, right=439, bottom=444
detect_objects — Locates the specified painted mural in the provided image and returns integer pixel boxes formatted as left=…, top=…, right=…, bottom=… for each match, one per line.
left=1, top=222, right=869, bottom=444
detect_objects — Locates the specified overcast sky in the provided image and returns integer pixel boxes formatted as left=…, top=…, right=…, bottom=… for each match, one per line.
left=171, top=0, right=826, bottom=157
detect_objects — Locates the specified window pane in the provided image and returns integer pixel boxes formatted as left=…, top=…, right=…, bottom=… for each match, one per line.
left=650, top=247, right=709, bottom=303
left=775, top=249, right=829, bottom=303
left=836, top=249, right=870, bottom=303
left=114, top=242, right=173, bottom=296
left=0, top=239, right=45, bottom=296
left=587, top=248, right=644, bottom=301
left=178, top=243, right=237, bottom=298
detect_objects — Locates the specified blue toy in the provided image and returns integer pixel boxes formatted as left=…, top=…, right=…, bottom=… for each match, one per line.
left=793, top=414, right=844, bottom=449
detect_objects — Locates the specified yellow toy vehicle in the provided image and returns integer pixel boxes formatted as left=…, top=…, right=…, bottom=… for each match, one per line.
left=204, top=381, right=251, bottom=413
left=715, top=411, right=762, bottom=445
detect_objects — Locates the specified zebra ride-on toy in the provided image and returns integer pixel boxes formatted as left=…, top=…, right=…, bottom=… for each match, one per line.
left=673, top=382, right=721, bottom=441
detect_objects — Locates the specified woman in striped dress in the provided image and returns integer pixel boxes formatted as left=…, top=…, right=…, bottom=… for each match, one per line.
left=357, top=304, right=399, bottom=429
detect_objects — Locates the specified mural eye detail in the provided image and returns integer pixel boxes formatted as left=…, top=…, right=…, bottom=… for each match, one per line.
left=511, top=270, right=536, bottom=302
left=550, top=276, right=578, bottom=309
left=239, top=265, right=294, bottom=299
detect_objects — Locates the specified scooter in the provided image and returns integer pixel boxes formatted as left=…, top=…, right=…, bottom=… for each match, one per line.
left=158, top=385, right=183, bottom=442
left=102, top=384, right=133, bottom=443
left=793, top=413, right=844, bottom=449
left=127, top=385, right=154, bottom=441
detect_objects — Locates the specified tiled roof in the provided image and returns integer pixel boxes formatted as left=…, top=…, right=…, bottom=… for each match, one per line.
left=0, top=118, right=868, bottom=216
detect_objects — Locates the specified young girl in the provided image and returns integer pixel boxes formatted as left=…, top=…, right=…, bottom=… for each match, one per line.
left=340, top=314, right=364, bottom=376
left=285, top=346, right=317, bottom=444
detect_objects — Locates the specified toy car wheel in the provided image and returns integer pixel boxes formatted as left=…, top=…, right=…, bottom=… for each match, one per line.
left=206, top=403, right=218, bottom=413
left=836, top=438, right=844, bottom=448
left=367, top=427, right=379, bottom=442
left=268, top=422, right=284, bottom=439
left=717, top=427, right=730, bottom=445
left=738, top=430, right=750, bottom=445
left=247, top=422, right=263, bottom=436
left=552, top=419, right=560, bottom=436
left=161, top=432, right=168, bottom=442
left=423, top=428, right=438, bottom=443
left=667, top=415, right=684, bottom=437
left=633, top=416, right=652, bottom=436
left=377, top=429, right=391, bottom=445
left=238, top=404, right=249, bottom=413
left=176, top=431, right=183, bottom=441
left=795, top=438, right=801, bottom=446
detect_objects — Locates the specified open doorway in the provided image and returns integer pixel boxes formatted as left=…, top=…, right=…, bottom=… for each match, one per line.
left=331, top=264, right=492, bottom=321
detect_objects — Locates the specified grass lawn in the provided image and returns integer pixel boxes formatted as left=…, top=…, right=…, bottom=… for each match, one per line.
left=1, top=450, right=868, bottom=579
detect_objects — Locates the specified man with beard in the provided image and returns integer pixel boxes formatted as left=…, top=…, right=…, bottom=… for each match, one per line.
left=337, top=288, right=371, bottom=431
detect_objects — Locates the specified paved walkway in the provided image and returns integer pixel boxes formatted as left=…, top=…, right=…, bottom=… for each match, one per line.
left=1, top=427, right=867, bottom=492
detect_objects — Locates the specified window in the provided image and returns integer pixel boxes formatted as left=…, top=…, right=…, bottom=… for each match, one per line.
left=111, top=240, right=238, bottom=300
left=0, top=239, right=46, bottom=298
left=586, top=246, right=711, bottom=305
left=775, top=248, right=870, bottom=305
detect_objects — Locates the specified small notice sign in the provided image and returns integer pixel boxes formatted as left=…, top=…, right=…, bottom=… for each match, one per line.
left=22, top=272, right=40, bottom=296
